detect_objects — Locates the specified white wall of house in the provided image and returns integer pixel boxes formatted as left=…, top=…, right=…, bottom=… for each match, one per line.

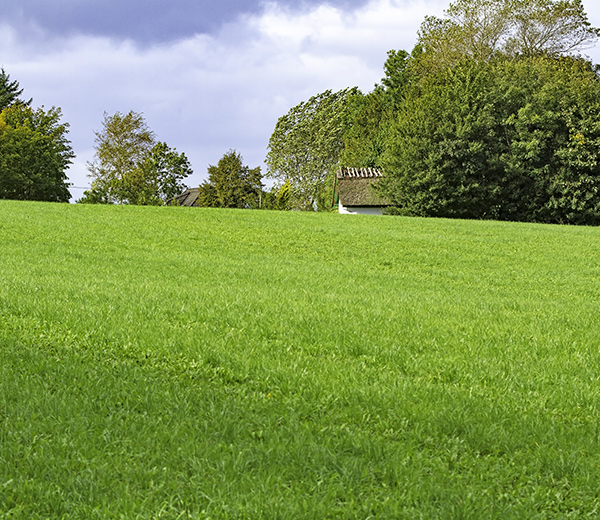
left=339, top=204, right=384, bottom=215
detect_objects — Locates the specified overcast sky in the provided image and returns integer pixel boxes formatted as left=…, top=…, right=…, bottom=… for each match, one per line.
left=2, top=0, right=600, bottom=201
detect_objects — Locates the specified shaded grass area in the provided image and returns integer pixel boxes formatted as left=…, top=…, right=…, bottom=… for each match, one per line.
left=1, top=200, right=600, bottom=518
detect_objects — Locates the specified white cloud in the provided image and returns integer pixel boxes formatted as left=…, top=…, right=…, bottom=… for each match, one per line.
left=1, top=0, right=599, bottom=201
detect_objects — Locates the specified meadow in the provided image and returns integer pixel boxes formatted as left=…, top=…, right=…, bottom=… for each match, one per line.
left=1, top=200, right=600, bottom=518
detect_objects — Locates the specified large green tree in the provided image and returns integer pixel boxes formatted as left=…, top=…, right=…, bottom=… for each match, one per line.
left=82, top=111, right=191, bottom=205
left=378, top=55, right=600, bottom=224
left=266, top=88, right=358, bottom=210
left=196, top=150, right=263, bottom=209
left=121, top=142, right=193, bottom=205
left=85, top=111, right=155, bottom=204
left=418, top=0, right=599, bottom=71
left=342, top=0, right=600, bottom=224
left=0, top=104, right=73, bottom=202
left=0, top=69, right=70, bottom=202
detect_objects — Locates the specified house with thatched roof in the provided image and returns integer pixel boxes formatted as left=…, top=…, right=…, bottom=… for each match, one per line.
left=168, top=188, right=200, bottom=207
left=333, top=167, right=390, bottom=215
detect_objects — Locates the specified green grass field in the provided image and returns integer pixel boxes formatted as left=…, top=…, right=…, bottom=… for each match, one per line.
left=2, top=200, right=600, bottom=518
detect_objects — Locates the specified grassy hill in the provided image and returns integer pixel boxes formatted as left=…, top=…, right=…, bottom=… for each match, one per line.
left=2, top=200, right=600, bottom=518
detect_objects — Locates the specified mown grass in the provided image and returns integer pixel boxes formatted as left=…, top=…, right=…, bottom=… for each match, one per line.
left=1, top=200, right=600, bottom=518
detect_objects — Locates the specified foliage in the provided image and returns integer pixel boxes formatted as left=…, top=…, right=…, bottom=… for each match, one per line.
left=85, top=111, right=155, bottom=204
left=266, top=0, right=600, bottom=221
left=335, top=0, right=600, bottom=224
left=196, top=150, right=263, bottom=209
left=341, top=88, right=390, bottom=169
left=378, top=55, right=600, bottom=223
left=381, top=49, right=413, bottom=104
left=124, top=142, right=193, bottom=205
left=266, top=88, right=359, bottom=210
left=262, top=181, right=292, bottom=211
left=0, top=68, right=31, bottom=111
left=5, top=201, right=600, bottom=516
left=84, top=111, right=191, bottom=205
left=418, top=0, right=513, bottom=68
left=0, top=104, right=74, bottom=202
left=76, top=184, right=111, bottom=205
left=341, top=48, right=424, bottom=170
left=0, top=70, right=71, bottom=202
left=507, top=0, right=600, bottom=57
left=418, top=0, right=600, bottom=71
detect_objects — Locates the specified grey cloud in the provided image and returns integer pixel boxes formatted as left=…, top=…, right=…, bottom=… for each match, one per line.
left=0, top=0, right=369, bottom=43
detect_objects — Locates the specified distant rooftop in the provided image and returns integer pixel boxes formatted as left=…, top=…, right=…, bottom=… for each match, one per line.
left=334, top=167, right=389, bottom=208
left=337, top=167, right=383, bottom=179
left=169, top=188, right=200, bottom=207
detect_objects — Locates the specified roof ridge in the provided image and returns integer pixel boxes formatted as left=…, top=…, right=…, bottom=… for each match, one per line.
left=338, top=166, right=383, bottom=178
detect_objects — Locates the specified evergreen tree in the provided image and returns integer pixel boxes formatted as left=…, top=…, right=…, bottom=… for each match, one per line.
left=0, top=68, right=32, bottom=111
left=197, top=150, right=263, bottom=209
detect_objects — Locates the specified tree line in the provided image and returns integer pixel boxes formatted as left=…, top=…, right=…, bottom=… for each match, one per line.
left=0, top=71, right=287, bottom=209
left=266, top=0, right=600, bottom=224
left=82, top=111, right=292, bottom=209
left=3, top=0, right=600, bottom=223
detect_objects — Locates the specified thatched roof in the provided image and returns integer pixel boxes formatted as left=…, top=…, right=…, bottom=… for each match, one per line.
left=336, top=167, right=389, bottom=207
left=169, top=188, right=200, bottom=207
